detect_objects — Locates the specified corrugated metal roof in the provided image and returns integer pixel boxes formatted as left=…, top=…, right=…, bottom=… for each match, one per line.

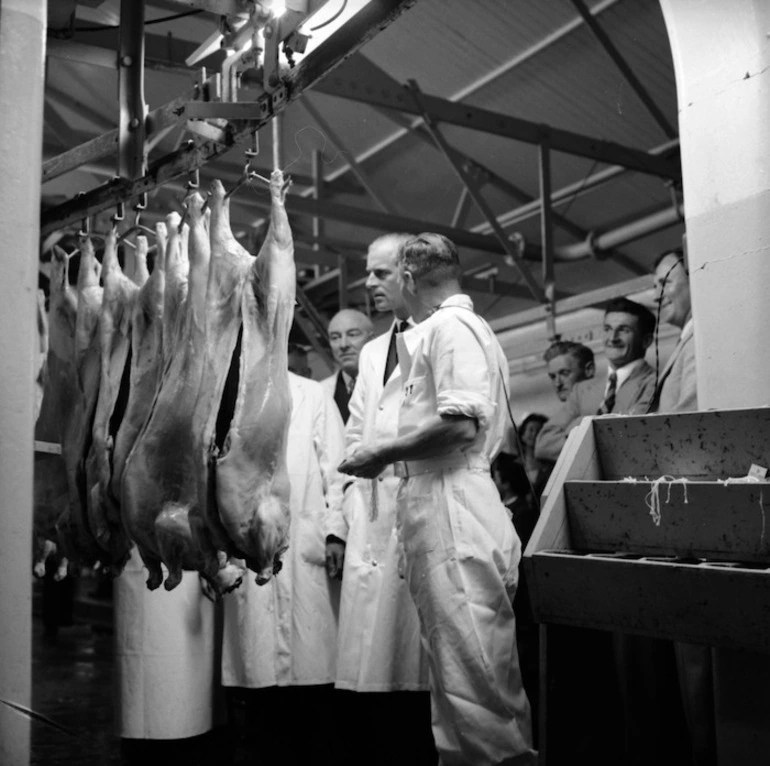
left=40, top=0, right=685, bottom=323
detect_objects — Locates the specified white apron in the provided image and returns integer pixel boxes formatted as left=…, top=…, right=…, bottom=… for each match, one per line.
left=114, top=550, right=217, bottom=739
left=221, top=373, right=345, bottom=688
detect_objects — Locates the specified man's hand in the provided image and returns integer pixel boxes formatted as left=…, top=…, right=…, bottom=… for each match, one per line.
left=339, top=445, right=388, bottom=479
left=325, top=538, right=346, bottom=580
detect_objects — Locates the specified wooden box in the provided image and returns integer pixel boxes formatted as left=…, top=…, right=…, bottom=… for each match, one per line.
left=523, top=407, right=770, bottom=652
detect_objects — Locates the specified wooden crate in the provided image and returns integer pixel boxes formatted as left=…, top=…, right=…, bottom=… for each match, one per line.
left=523, top=406, right=770, bottom=651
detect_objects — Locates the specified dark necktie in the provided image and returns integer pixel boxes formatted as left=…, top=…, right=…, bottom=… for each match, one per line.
left=597, top=370, right=617, bottom=415
left=383, top=320, right=409, bottom=384
left=333, top=371, right=352, bottom=424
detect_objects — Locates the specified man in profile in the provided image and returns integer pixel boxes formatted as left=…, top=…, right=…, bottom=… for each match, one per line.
left=321, top=309, right=373, bottom=423
left=325, top=232, right=433, bottom=764
left=543, top=340, right=595, bottom=402
left=535, top=297, right=657, bottom=463
left=340, top=232, right=535, bottom=766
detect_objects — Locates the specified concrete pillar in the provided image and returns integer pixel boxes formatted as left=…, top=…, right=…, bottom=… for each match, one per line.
left=660, top=2, right=770, bottom=762
left=660, top=0, right=770, bottom=408
left=0, top=0, right=47, bottom=763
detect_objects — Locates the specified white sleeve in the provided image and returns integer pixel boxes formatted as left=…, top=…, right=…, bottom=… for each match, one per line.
left=315, top=386, right=348, bottom=541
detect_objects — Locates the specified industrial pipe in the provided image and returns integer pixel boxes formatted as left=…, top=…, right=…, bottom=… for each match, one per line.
left=555, top=201, right=684, bottom=261
left=0, top=1, right=46, bottom=763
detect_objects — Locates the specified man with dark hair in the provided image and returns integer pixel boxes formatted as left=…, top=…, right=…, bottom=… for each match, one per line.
left=535, top=297, right=657, bottom=463
left=340, top=232, right=535, bottom=766
left=543, top=340, right=595, bottom=402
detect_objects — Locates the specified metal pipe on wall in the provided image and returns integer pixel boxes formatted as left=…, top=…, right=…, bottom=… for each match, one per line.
left=0, top=1, right=46, bottom=763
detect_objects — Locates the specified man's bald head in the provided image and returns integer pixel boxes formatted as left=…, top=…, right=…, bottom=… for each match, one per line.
left=328, top=309, right=374, bottom=378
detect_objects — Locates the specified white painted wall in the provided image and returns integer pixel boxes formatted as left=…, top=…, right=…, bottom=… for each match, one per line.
left=0, top=1, right=46, bottom=763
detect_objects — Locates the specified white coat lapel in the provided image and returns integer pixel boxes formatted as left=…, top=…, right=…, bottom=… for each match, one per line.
left=396, top=323, right=421, bottom=382
left=289, top=377, right=306, bottom=424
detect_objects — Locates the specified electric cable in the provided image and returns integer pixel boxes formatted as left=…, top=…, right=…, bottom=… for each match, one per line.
left=645, top=255, right=683, bottom=414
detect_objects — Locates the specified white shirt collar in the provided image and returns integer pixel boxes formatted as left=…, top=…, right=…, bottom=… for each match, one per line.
left=680, top=317, right=694, bottom=339
left=608, top=357, right=645, bottom=391
left=438, top=294, right=474, bottom=311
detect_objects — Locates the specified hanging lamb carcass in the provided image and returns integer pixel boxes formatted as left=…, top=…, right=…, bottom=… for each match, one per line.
left=84, top=229, right=142, bottom=569
left=55, top=237, right=105, bottom=565
left=121, top=169, right=294, bottom=591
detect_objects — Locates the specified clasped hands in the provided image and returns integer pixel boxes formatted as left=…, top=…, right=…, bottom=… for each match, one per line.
left=338, top=445, right=389, bottom=479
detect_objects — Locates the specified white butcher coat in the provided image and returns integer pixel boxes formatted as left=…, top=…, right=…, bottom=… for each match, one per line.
left=395, top=295, right=534, bottom=766
left=328, top=321, right=430, bottom=692
left=221, top=372, right=345, bottom=688
left=115, top=552, right=218, bottom=739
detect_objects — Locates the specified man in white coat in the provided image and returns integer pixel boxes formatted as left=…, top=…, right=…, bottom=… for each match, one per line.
left=221, top=370, right=345, bottom=763
left=325, top=232, right=434, bottom=764
left=341, top=233, right=534, bottom=766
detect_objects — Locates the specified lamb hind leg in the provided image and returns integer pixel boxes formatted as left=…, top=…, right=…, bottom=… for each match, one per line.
left=134, top=545, right=164, bottom=591
left=155, top=503, right=200, bottom=591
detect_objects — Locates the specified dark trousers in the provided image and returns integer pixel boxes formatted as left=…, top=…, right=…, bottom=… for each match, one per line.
left=336, top=689, right=437, bottom=766
left=120, top=728, right=228, bottom=766
left=226, top=684, right=338, bottom=765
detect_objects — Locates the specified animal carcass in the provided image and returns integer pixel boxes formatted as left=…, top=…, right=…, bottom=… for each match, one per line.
left=121, top=195, right=243, bottom=593
left=110, top=234, right=165, bottom=510
left=84, top=229, right=141, bottom=568
left=121, top=170, right=294, bottom=591
left=34, top=248, right=76, bottom=577
left=56, top=237, right=104, bottom=564
left=204, top=170, right=295, bottom=584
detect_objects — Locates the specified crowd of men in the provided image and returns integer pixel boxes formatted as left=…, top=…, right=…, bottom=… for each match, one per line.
left=119, top=235, right=699, bottom=766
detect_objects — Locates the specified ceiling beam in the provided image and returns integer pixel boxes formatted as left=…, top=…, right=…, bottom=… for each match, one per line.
left=569, top=0, right=676, bottom=139
left=311, top=60, right=680, bottom=180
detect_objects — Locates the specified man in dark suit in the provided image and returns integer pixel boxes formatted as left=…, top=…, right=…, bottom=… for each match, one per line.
left=535, top=297, right=657, bottom=463
left=321, top=309, right=374, bottom=423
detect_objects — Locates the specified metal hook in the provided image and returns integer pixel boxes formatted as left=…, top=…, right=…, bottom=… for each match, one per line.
left=112, top=201, right=125, bottom=231
left=76, top=192, right=90, bottom=238
left=244, top=130, right=259, bottom=159
left=134, top=192, right=147, bottom=227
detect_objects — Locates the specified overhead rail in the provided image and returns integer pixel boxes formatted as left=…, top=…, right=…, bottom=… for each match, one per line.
left=41, top=0, right=417, bottom=237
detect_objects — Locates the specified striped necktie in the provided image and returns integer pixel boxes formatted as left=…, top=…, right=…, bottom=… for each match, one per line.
left=597, top=370, right=617, bottom=415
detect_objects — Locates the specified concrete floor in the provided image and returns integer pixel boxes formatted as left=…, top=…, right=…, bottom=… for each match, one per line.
left=31, top=617, right=121, bottom=766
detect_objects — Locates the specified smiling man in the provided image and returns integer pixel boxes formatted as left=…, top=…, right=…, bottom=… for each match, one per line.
left=535, top=296, right=657, bottom=463
left=321, top=308, right=374, bottom=423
